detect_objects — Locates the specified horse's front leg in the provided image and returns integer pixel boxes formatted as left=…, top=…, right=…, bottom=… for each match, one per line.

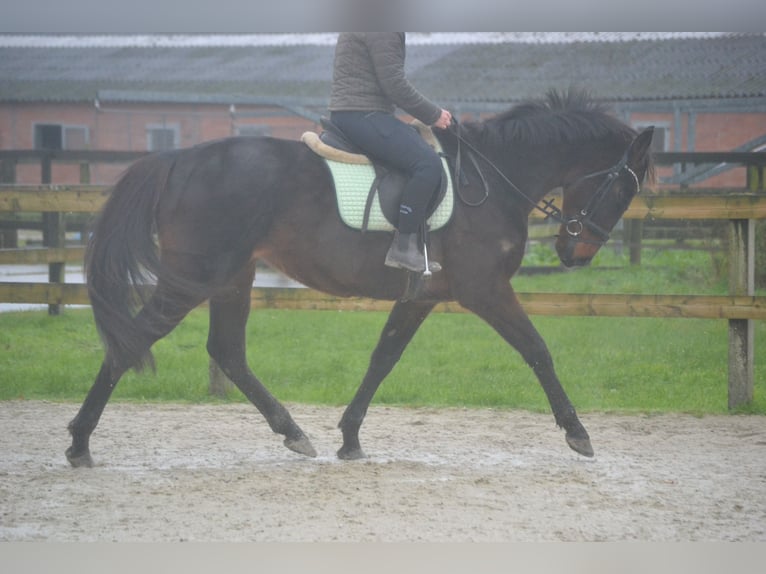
left=460, top=284, right=594, bottom=457
left=338, top=299, right=436, bottom=459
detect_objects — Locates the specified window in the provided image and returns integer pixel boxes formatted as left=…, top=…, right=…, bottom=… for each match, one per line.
left=63, top=126, right=88, bottom=150
left=34, top=124, right=61, bottom=149
left=34, top=124, right=89, bottom=150
left=147, top=125, right=179, bottom=151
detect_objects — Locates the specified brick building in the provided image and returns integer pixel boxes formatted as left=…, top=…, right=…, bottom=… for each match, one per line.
left=1, top=33, right=765, bottom=188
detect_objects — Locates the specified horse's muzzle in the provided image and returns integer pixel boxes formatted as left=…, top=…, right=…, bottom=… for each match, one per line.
left=555, top=233, right=602, bottom=268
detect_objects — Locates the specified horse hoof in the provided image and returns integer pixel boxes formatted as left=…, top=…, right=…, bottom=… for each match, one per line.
left=283, top=435, right=317, bottom=458
left=336, top=446, right=366, bottom=460
left=66, top=447, right=94, bottom=468
left=566, top=433, right=594, bottom=458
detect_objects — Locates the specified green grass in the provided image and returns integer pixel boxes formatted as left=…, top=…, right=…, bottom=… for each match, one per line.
left=518, top=242, right=733, bottom=294
left=1, top=247, right=764, bottom=414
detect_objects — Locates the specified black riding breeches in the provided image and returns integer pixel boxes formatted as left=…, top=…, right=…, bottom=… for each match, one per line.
left=330, top=110, right=442, bottom=234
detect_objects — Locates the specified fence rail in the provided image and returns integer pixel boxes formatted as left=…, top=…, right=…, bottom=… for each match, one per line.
left=1, top=282, right=764, bottom=320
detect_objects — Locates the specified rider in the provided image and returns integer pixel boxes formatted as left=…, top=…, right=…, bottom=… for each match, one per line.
left=328, top=32, right=453, bottom=273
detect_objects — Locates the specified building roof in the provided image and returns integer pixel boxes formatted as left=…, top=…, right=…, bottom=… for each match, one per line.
left=1, top=33, right=765, bottom=110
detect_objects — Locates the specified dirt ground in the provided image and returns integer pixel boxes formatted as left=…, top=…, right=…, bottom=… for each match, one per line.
left=1, top=400, right=765, bottom=542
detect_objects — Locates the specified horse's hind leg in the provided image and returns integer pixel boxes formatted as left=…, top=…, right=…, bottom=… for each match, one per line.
left=338, top=299, right=435, bottom=460
left=66, top=285, right=203, bottom=468
left=66, top=360, right=125, bottom=468
left=206, top=262, right=316, bottom=458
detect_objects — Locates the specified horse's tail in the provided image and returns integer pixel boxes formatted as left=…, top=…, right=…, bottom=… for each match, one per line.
left=85, top=151, right=177, bottom=372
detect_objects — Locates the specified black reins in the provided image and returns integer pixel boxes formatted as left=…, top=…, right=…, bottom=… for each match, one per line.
left=447, top=118, right=641, bottom=243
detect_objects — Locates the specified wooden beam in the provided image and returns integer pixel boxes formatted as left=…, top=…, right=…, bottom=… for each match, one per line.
left=2, top=283, right=764, bottom=320
left=0, top=247, right=85, bottom=264
left=529, top=193, right=766, bottom=221
left=0, top=186, right=108, bottom=213
left=625, top=194, right=766, bottom=220
left=513, top=292, right=766, bottom=320
left=0, top=282, right=90, bottom=305
left=654, top=152, right=766, bottom=166
left=249, top=287, right=395, bottom=312
left=0, top=150, right=145, bottom=164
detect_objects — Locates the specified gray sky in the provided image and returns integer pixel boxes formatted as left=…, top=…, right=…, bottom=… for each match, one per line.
left=0, top=33, right=751, bottom=47
left=1, top=1, right=764, bottom=34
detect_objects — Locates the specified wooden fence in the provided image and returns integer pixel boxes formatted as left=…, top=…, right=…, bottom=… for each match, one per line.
left=0, top=150, right=764, bottom=408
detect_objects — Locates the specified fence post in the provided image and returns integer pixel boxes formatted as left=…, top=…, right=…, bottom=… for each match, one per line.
left=40, top=152, right=65, bottom=316
left=209, top=359, right=235, bottom=398
left=627, top=219, right=643, bottom=265
left=0, top=158, right=17, bottom=248
left=78, top=161, right=91, bottom=244
left=727, top=218, right=755, bottom=409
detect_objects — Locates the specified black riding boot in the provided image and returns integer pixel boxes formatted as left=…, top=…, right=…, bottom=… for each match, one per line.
left=384, top=230, right=440, bottom=273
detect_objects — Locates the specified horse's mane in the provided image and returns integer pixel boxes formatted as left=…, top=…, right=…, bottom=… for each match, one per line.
left=477, top=88, right=636, bottom=149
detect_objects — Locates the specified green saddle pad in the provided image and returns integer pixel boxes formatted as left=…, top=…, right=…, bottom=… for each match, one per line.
left=326, top=158, right=454, bottom=232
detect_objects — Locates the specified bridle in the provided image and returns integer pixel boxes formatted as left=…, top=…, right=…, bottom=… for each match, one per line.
left=448, top=119, right=641, bottom=247
left=559, top=149, right=641, bottom=246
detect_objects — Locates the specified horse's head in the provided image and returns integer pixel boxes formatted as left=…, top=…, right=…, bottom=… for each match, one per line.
left=555, top=127, right=654, bottom=267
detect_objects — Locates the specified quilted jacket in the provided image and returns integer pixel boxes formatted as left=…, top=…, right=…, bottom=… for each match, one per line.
left=328, top=32, right=442, bottom=126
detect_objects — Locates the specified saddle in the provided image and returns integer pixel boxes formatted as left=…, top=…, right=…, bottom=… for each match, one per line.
left=301, top=118, right=453, bottom=233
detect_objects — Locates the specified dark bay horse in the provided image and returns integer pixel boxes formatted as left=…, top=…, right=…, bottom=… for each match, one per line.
left=67, top=89, right=653, bottom=467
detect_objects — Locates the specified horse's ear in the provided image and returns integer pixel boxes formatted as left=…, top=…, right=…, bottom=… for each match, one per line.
left=627, top=126, right=654, bottom=164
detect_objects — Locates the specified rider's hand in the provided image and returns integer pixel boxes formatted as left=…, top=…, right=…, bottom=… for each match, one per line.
left=433, top=109, right=452, bottom=130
